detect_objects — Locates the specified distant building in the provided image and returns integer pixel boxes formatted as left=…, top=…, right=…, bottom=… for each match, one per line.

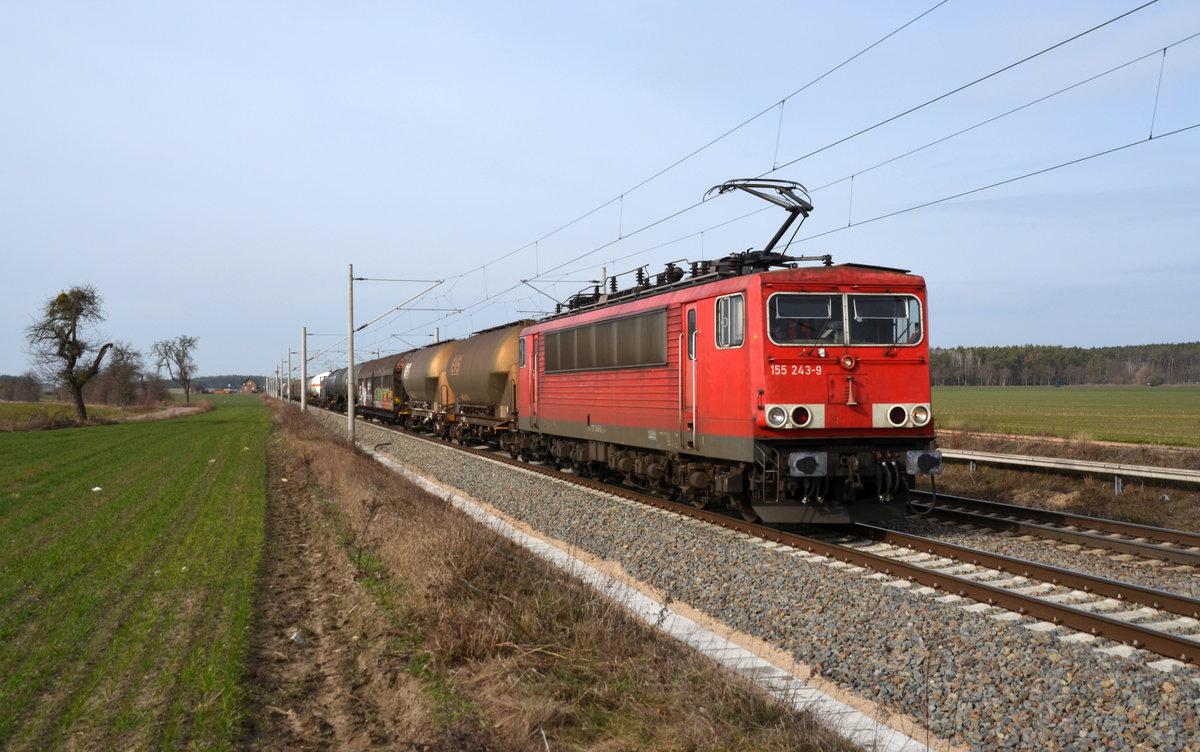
left=240, top=378, right=259, bottom=394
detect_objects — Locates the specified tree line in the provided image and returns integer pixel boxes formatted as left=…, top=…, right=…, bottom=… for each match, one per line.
left=13, top=285, right=200, bottom=421
left=930, top=343, right=1200, bottom=387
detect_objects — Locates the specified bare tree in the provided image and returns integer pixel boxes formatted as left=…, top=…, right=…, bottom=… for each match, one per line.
left=152, top=335, right=199, bottom=403
left=84, top=342, right=144, bottom=406
left=139, top=372, right=173, bottom=405
left=25, top=285, right=114, bottom=422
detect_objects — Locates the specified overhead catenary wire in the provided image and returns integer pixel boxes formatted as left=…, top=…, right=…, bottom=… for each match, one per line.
left=766, top=0, right=1162, bottom=176
left=438, top=0, right=954, bottom=287
left=597, top=28, right=1200, bottom=273
left=446, top=0, right=1153, bottom=298
left=797, top=121, right=1200, bottom=244
left=485, top=1, right=1171, bottom=293
left=374, top=1, right=1185, bottom=345
left=383, top=110, right=1198, bottom=345
left=810, top=30, right=1200, bottom=195
left=503, top=1, right=1184, bottom=288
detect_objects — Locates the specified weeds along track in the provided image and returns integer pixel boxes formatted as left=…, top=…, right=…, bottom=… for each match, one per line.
left=306, top=406, right=1200, bottom=751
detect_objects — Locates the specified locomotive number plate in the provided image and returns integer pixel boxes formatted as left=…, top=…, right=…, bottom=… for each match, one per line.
left=769, top=364, right=823, bottom=376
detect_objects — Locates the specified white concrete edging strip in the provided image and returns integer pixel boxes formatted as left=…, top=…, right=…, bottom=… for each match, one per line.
left=369, top=449, right=932, bottom=752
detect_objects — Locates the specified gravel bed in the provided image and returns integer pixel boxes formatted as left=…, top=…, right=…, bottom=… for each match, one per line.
left=316, top=412, right=1200, bottom=751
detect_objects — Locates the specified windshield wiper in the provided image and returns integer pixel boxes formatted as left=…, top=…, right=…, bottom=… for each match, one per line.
left=883, top=321, right=915, bottom=357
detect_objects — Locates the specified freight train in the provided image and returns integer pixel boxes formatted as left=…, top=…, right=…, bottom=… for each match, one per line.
left=311, top=179, right=942, bottom=524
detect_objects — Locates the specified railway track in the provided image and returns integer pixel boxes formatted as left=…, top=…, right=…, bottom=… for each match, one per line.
left=837, top=523, right=1200, bottom=667
left=304, top=406, right=1200, bottom=750
left=355, top=413, right=1200, bottom=667
left=912, top=491, right=1200, bottom=567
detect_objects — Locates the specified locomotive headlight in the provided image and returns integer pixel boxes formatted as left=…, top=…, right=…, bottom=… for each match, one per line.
left=766, top=406, right=788, bottom=428
left=840, top=354, right=856, bottom=369
left=874, top=403, right=930, bottom=429
left=911, top=405, right=931, bottom=426
left=791, top=406, right=811, bottom=427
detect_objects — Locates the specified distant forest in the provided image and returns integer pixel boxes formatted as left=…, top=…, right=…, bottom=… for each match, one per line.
left=931, top=343, right=1200, bottom=387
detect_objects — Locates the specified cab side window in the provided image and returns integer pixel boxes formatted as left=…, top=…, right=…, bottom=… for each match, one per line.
left=716, top=294, right=745, bottom=348
left=687, top=309, right=697, bottom=360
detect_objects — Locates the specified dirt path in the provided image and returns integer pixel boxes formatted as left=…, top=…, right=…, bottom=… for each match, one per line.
left=123, top=405, right=206, bottom=421
left=239, top=438, right=437, bottom=751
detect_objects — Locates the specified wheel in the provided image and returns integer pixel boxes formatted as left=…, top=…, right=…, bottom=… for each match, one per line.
left=732, top=491, right=759, bottom=523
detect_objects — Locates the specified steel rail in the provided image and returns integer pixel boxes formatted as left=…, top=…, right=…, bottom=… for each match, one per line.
left=803, top=530, right=1200, bottom=663
left=914, top=491, right=1200, bottom=549
left=850, top=523, right=1200, bottom=618
left=914, top=494, right=1200, bottom=566
left=340, top=411, right=1200, bottom=663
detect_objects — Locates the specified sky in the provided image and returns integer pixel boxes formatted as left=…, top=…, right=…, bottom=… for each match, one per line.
left=2, top=0, right=1198, bottom=379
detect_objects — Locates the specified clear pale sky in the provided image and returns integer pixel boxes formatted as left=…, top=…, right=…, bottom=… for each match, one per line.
left=2, top=1, right=1197, bottom=378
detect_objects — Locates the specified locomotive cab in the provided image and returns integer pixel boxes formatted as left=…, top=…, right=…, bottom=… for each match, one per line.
left=749, top=265, right=942, bottom=523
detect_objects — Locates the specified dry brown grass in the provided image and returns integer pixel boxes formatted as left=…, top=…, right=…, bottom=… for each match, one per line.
left=188, top=398, right=216, bottom=413
left=934, top=431, right=1200, bottom=532
left=268, top=405, right=863, bottom=751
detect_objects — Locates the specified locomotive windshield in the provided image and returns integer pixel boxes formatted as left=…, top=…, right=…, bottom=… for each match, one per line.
left=768, top=293, right=922, bottom=346
left=850, top=295, right=921, bottom=345
left=769, top=294, right=842, bottom=343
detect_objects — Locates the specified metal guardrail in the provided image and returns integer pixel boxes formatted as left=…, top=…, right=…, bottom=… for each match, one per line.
left=941, top=449, right=1200, bottom=489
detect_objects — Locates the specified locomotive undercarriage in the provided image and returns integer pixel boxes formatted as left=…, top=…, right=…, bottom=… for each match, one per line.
left=326, top=390, right=936, bottom=524
left=749, top=441, right=939, bottom=524
left=501, top=430, right=939, bottom=524
left=501, top=431, right=756, bottom=518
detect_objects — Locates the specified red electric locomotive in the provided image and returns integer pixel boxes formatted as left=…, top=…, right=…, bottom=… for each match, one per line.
left=506, top=179, right=941, bottom=523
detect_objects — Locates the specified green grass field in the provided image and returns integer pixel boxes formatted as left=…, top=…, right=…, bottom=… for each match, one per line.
left=932, top=385, right=1200, bottom=446
left=0, top=394, right=268, bottom=751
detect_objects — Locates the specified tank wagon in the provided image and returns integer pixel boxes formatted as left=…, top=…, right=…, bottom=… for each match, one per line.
left=322, top=367, right=352, bottom=411
left=445, top=323, right=528, bottom=444
left=398, top=340, right=460, bottom=433
left=308, top=371, right=330, bottom=403
left=318, top=179, right=941, bottom=524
